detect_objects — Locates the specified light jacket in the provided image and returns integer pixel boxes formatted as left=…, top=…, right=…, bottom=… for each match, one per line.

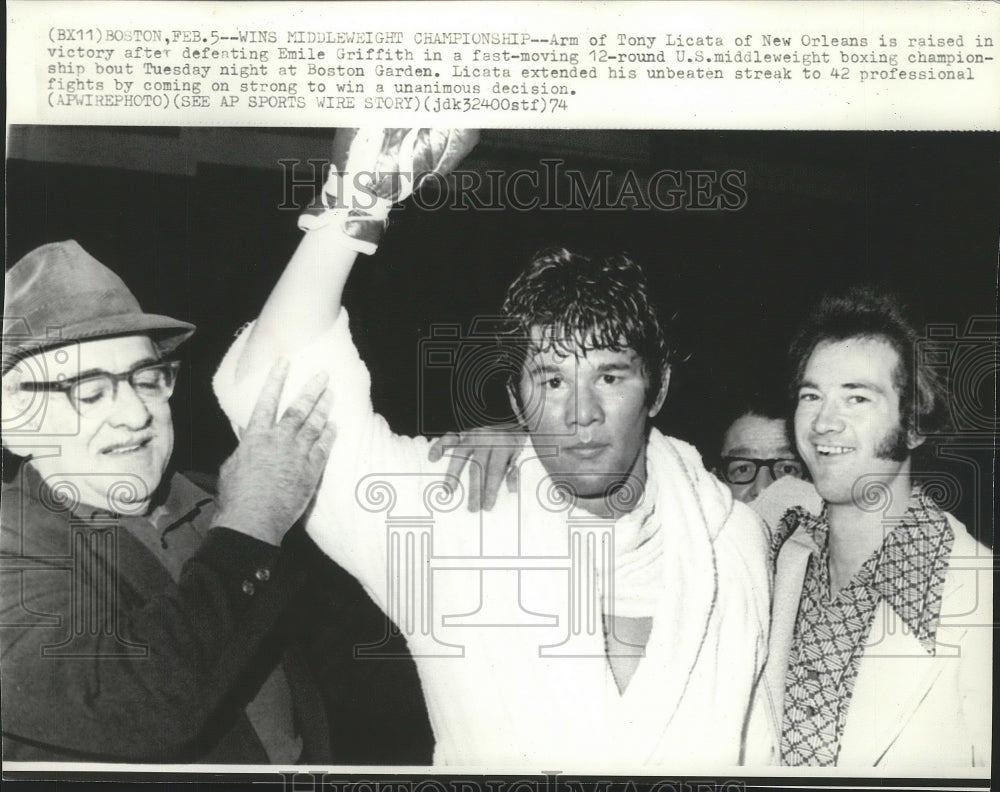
left=749, top=479, right=992, bottom=769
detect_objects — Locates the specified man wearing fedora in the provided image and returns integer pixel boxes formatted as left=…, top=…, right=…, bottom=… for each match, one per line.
left=1, top=240, right=340, bottom=763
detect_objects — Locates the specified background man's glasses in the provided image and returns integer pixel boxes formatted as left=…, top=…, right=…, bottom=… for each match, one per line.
left=719, top=456, right=806, bottom=485
left=19, top=360, right=180, bottom=417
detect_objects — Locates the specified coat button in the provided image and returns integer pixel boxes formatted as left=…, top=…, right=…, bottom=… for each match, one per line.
left=242, top=580, right=255, bottom=596
left=255, top=567, right=271, bottom=582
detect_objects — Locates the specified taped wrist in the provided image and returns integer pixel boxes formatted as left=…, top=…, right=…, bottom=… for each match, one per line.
left=298, top=128, right=423, bottom=255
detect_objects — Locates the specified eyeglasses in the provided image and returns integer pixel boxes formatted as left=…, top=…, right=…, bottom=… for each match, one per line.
left=718, top=456, right=806, bottom=485
left=19, top=360, right=180, bottom=417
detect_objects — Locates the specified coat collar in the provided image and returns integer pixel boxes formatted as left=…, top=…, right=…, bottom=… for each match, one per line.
left=776, top=487, right=954, bottom=654
left=766, top=489, right=966, bottom=767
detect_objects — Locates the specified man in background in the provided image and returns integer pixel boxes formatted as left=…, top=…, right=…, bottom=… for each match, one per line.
left=713, top=395, right=807, bottom=504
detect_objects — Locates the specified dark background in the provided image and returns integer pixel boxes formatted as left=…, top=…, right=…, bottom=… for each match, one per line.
left=6, top=127, right=998, bottom=545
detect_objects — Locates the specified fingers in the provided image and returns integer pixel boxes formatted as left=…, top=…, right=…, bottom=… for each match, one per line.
left=466, top=450, right=486, bottom=513
left=246, top=357, right=290, bottom=432
left=297, top=387, right=333, bottom=445
left=482, top=447, right=509, bottom=511
left=428, top=431, right=460, bottom=463
left=433, top=428, right=525, bottom=510
left=481, top=438, right=523, bottom=510
left=443, top=444, right=474, bottom=500
left=443, top=443, right=473, bottom=483
left=506, top=437, right=524, bottom=495
left=278, top=370, right=331, bottom=430
left=309, top=422, right=337, bottom=470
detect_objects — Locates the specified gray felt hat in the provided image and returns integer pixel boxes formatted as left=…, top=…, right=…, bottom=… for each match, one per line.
left=3, top=240, right=195, bottom=374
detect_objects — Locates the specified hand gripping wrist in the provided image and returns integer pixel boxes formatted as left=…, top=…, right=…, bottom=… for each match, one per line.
left=298, top=128, right=480, bottom=254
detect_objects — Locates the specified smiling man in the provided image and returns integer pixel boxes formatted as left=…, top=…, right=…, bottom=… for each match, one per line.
left=443, top=287, right=995, bottom=769
left=758, top=287, right=992, bottom=768
left=213, top=128, right=774, bottom=767
left=14, top=335, right=178, bottom=511
left=1, top=240, right=338, bottom=762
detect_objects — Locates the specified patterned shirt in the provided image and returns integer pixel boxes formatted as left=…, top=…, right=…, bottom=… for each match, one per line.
left=777, top=486, right=954, bottom=766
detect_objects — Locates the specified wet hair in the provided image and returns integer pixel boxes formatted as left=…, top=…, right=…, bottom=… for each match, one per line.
left=500, top=248, right=673, bottom=407
left=788, top=285, right=950, bottom=438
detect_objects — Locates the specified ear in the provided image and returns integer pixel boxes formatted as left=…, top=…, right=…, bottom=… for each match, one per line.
left=647, top=365, right=671, bottom=418
left=1, top=371, right=28, bottom=418
left=1, top=371, right=42, bottom=434
left=906, top=427, right=926, bottom=451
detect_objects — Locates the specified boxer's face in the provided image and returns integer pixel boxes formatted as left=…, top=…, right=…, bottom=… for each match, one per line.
left=512, top=326, right=667, bottom=515
left=13, top=335, right=175, bottom=513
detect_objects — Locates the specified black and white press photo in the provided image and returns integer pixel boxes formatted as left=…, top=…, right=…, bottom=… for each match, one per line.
left=2, top=125, right=995, bottom=782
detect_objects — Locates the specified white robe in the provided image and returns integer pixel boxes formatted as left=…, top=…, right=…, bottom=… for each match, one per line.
left=214, top=310, right=775, bottom=770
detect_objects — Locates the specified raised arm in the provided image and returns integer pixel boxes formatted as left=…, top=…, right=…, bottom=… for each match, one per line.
left=235, top=224, right=355, bottom=385
left=215, top=129, right=481, bottom=601
left=234, top=128, right=480, bottom=388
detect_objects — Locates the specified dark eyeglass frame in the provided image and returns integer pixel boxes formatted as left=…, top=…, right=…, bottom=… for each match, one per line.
left=19, top=360, right=181, bottom=415
left=717, top=456, right=807, bottom=485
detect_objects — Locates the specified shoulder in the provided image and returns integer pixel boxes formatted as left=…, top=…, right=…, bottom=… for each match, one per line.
left=715, top=500, right=771, bottom=576
left=648, top=430, right=709, bottom=477
left=1, top=473, right=25, bottom=514
left=1, top=467, right=70, bottom=557
left=750, top=476, right=823, bottom=539
left=944, top=511, right=991, bottom=558
left=648, top=432, right=774, bottom=616
left=177, top=470, right=218, bottom=497
left=940, top=511, right=992, bottom=620
left=647, top=430, right=727, bottom=505
left=646, top=429, right=766, bottom=547
left=709, top=499, right=773, bottom=632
